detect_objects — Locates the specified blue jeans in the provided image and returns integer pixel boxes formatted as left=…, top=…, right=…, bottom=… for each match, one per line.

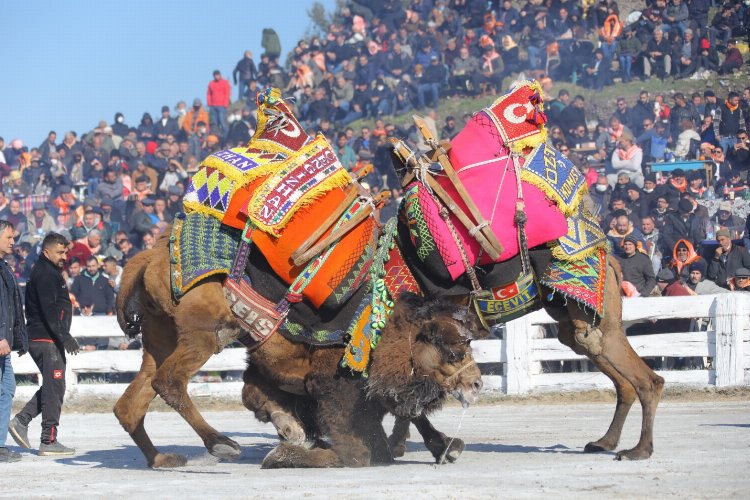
left=619, top=55, right=633, bottom=81
left=527, top=45, right=544, bottom=69
left=720, top=136, right=738, bottom=155
left=209, top=106, right=227, bottom=138
left=0, top=355, right=15, bottom=447
left=417, top=82, right=440, bottom=109
left=237, top=79, right=249, bottom=101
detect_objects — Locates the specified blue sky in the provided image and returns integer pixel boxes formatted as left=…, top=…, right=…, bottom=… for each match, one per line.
left=1, top=0, right=335, bottom=148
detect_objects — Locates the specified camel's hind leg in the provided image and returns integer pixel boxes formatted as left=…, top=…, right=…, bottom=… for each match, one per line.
left=556, top=318, right=637, bottom=453
left=149, top=283, right=242, bottom=463
left=114, top=346, right=187, bottom=468
left=558, top=259, right=664, bottom=460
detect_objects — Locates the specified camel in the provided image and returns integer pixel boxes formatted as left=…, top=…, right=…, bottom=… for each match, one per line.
left=114, top=81, right=664, bottom=467
left=113, top=237, right=483, bottom=468
left=242, top=250, right=665, bottom=462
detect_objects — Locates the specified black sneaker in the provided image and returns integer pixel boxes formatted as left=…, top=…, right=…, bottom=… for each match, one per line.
left=0, top=447, right=22, bottom=462
left=8, top=417, right=30, bottom=449
left=38, top=441, right=75, bottom=456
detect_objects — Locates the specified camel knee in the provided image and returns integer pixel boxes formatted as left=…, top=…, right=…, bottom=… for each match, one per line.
left=573, top=323, right=604, bottom=356
left=151, top=372, right=187, bottom=406
left=241, top=381, right=270, bottom=421
left=114, top=398, right=139, bottom=433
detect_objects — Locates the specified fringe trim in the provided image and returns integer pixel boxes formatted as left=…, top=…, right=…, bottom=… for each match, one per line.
left=519, top=168, right=586, bottom=217
left=248, top=136, right=353, bottom=235
left=549, top=240, right=607, bottom=261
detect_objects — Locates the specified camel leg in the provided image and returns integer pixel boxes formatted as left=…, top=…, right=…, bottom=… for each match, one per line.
left=114, top=313, right=191, bottom=469
left=150, top=336, right=241, bottom=462
left=388, top=417, right=411, bottom=458
left=114, top=349, right=188, bottom=468
left=262, top=376, right=376, bottom=468
left=560, top=260, right=664, bottom=460
left=412, top=414, right=465, bottom=464
left=556, top=317, right=636, bottom=453
left=241, top=365, right=308, bottom=445
left=149, top=284, right=242, bottom=463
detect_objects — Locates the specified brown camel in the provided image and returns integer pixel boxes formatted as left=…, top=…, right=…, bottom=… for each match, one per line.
left=113, top=237, right=482, bottom=468
left=243, top=252, right=665, bottom=462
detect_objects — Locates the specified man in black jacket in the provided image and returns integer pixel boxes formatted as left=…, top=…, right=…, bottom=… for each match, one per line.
left=232, top=50, right=257, bottom=102
left=70, top=256, right=115, bottom=316
left=659, top=198, right=707, bottom=260
left=617, top=235, right=658, bottom=296
left=707, top=228, right=750, bottom=289
left=9, top=232, right=79, bottom=456
left=0, top=220, right=27, bottom=462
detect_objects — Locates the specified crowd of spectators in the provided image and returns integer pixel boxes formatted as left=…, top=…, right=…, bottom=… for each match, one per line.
left=2, top=0, right=750, bottom=329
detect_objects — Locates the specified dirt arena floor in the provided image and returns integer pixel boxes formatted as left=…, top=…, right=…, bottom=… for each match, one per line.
left=3, top=398, right=748, bottom=499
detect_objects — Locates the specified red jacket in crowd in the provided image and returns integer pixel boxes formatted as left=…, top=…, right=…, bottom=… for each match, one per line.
left=207, top=78, right=231, bottom=107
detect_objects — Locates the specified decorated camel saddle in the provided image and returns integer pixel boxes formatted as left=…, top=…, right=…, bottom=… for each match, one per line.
left=172, top=88, right=403, bottom=370
left=392, top=80, right=608, bottom=325
left=169, top=81, right=610, bottom=374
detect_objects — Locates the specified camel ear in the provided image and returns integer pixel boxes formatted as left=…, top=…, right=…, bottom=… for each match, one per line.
left=415, top=320, right=441, bottom=345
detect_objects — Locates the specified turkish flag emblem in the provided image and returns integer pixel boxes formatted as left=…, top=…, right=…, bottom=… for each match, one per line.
left=487, top=81, right=546, bottom=147
left=492, top=282, right=519, bottom=300
left=53, top=370, right=63, bottom=380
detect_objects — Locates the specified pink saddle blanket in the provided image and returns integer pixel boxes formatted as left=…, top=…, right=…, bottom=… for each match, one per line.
left=430, top=110, right=568, bottom=279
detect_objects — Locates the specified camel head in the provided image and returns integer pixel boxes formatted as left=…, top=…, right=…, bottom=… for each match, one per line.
left=366, top=293, right=483, bottom=418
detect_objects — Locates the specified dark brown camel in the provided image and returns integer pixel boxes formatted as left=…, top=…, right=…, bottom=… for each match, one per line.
left=243, top=253, right=665, bottom=462
left=113, top=237, right=482, bottom=468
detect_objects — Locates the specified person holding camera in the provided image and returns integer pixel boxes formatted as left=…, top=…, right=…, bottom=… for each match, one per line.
left=727, top=130, right=750, bottom=178
left=9, top=232, right=78, bottom=456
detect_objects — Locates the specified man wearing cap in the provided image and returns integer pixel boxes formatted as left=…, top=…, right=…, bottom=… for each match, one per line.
left=128, top=197, right=156, bottom=247
left=641, top=173, right=663, bottom=211
left=730, top=267, right=750, bottom=292
left=656, top=268, right=691, bottom=296
left=182, top=98, right=210, bottom=136
left=685, top=260, right=728, bottom=295
left=660, top=197, right=706, bottom=258
left=617, top=234, right=657, bottom=297
left=707, top=228, right=750, bottom=289
left=417, top=54, right=447, bottom=110
left=165, top=186, right=184, bottom=219
left=711, top=200, right=744, bottom=232
left=663, top=168, right=688, bottom=202
left=21, top=203, right=57, bottom=245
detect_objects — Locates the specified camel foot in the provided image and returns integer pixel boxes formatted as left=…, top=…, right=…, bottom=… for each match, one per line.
left=271, top=412, right=306, bottom=445
left=208, top=436, right=241, bottom=461
left=261, top=443, right=323, bottom=469
left=151, top=453, right=188, bottom=469
left=389, top=440, right=407, bottom=458
left=435, top=438, right=464, bottom=464
left=615, top=446, right=652, bottom=461
left=584, top=440, right=617, bottom=453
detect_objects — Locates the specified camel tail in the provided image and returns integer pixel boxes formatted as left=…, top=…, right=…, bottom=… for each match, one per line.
left=116, top=249, right=153, bottom=338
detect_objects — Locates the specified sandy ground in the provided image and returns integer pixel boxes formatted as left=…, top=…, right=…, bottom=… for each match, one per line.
left=3, top=400, right=748, bottom=499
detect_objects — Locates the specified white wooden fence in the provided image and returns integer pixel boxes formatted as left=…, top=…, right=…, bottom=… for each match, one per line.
left=11, top=294, right=750, bottom=400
